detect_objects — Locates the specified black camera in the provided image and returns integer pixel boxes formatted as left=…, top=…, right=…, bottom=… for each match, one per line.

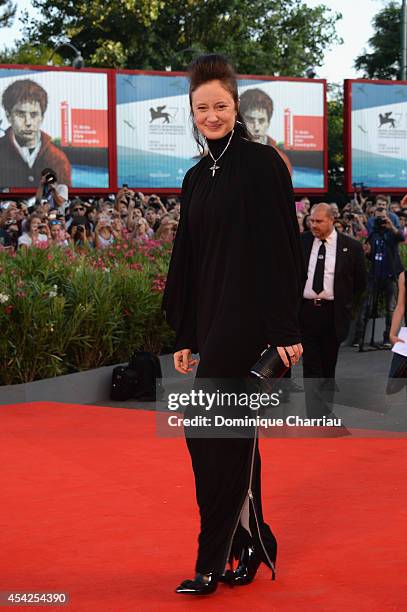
left=44, top=172, right=56, bottom=184
left=374, top=217, right=387, bottom=231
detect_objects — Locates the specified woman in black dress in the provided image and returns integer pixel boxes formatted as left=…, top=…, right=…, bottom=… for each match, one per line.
left=163, top=54, right=305, bottom=596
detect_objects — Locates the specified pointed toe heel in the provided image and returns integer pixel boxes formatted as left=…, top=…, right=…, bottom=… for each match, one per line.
left=175, top=573, right=218, bottom=595
left=230, top=545, right=263, bottom=586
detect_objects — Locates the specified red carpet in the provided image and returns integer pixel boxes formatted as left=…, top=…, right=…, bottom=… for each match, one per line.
left=1, top=402, right=406, bottom=611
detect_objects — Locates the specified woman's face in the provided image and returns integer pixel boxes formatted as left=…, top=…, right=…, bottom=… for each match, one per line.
left=191, top=79, right=237, bottom=140
left=50, top=224, right=63, bottom=240
left=136, top=219, right=148, bottom=236
left=30, top=217, right=41, bottom=233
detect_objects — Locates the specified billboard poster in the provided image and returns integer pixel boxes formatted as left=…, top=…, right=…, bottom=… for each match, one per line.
left=347, top=80, right=407, bottom=190
left=116, top=72, right=325, bottom=191
left=0, top=67, right=109, bottom=189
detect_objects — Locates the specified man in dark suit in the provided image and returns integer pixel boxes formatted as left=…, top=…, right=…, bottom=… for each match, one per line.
left=300, top=203, right=366, bottom=417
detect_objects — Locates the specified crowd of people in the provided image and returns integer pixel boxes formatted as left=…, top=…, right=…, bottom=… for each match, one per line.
left=296, top=192, right=407, bottom=242
left=0, top=170, right=406, bottom=350
left=0, top=168, right=406, bottom=371
left=0, top=168, right=180, bottom=252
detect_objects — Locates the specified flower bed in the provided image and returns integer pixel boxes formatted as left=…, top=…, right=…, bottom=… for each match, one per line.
left=0, top=240, right=174, bottom=385
left=1, top=241, right=406, bottom=386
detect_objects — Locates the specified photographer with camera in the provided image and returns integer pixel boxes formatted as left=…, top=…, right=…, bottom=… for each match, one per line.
left=35, top=168, right=68, bottom=213
left=366, top=194, right=401, bottom=233
left=353, top=207, right=404, bottom=348
left=341, top=210, right=367, bottom=239
left=69, top=216, right=93, bottom=249
left=147, top=194, right=167, bottom=215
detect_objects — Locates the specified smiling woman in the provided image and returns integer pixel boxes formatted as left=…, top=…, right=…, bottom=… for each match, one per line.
left=191, top=81, right=237, bottom=139
left=163, top=54, right=305, bottom=597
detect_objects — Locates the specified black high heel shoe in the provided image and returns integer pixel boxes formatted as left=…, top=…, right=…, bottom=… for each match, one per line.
left=175, top=572, right=218, bottom=595
left=229, top=544, right=263, bottom=586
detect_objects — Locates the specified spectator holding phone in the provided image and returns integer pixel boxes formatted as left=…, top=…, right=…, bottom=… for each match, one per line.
left=94, top=215, right=120, bottom=249
left=49, top=219, right=70, bottom=247
left=126, top=203, right=144, bottom=233
left=132, top=217, right=152, bottom=242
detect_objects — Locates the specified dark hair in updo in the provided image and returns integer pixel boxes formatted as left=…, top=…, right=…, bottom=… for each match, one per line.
left=188, top=54, right=252, bottom=152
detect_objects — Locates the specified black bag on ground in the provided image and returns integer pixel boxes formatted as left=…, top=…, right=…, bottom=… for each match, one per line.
left=128, top=351, right=164, bottom=401
left=110, top=365, right=139, bottom=401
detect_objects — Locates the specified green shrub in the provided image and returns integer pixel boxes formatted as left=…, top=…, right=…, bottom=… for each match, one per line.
left=0, top=240, right=174, bottom=385
left=400, top=244, right=407, bottom=269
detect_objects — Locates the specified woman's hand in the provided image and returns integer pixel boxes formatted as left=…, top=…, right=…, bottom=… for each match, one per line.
left=174, top=349, right=199, bottom=374
left=276, top=343, right=303, bottom=368
left=390, top=333, right=404, bottom=346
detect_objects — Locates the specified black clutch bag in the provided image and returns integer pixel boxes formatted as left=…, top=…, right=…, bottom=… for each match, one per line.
left=249, top=346, right=289, bottom=380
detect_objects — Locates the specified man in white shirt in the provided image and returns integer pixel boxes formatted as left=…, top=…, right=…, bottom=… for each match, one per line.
left=300, top=203, right=366, bottom=417
left=35, top=168, right=69, bottom=213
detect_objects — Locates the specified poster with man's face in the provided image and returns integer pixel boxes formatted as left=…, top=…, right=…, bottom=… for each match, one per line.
left=238, top=79, right=325, bottom=187
left=0, top=67, right=109, bottom=189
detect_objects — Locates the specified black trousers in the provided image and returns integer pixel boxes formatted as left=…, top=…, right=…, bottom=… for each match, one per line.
left=300, top=300, right=340, bottom=417
left=184, top=335, right=278, bottom=576
left=185, top=434, right=277, bottom=575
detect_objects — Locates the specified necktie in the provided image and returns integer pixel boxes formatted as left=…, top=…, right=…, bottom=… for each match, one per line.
left=312, top=239, right=326, bottom=295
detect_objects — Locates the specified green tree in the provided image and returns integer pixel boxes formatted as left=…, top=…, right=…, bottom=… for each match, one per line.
left=20, top=0, right=341, bottom=75
left=0, top=42, right=63, bottom=66
left=0, top=0, right=15, bottom=28
left=354, top=1, right=401, bottom=79
left=326, top=83, right=346, bottom=201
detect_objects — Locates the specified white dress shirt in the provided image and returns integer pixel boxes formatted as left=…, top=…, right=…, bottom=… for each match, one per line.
left=12, top=132, right=42, bottom=169
left=303, top=229, right=337, bottom=300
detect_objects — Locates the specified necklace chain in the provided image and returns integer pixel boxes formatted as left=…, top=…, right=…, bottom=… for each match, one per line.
left=206, top=129, right=234, bottom=177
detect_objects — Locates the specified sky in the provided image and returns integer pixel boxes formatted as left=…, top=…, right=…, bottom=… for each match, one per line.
left=0, top=0, right=389, bottom=83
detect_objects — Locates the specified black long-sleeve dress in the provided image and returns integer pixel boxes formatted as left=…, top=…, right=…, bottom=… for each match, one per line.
left=163, top=129, right=305, bottom=576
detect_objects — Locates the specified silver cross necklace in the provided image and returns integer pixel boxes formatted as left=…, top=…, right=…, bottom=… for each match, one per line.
left=206, top=129, right=234, bottom=177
